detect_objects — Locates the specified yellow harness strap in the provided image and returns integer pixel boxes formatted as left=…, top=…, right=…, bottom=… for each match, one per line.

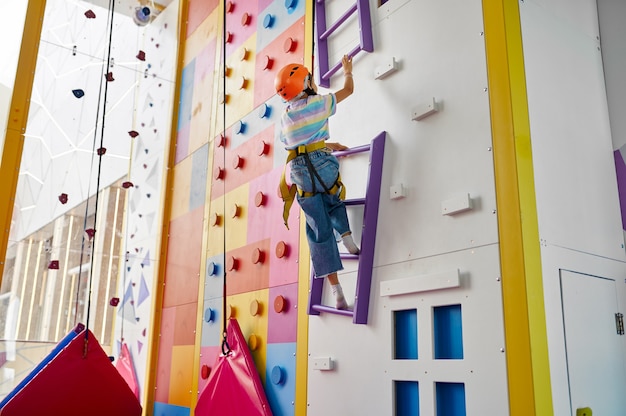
left=279, top=141, right=346, bottom=229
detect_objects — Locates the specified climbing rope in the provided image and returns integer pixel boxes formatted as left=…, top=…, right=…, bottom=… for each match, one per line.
left=220, top=0, right=231, bottom=357
left=73, top=0, right=117, bottom=356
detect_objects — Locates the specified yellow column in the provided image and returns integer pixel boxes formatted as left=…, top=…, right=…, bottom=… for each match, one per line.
left=143, top=0, right=190, bottom=414
left=294, top=1, right=314, bottom=413
left=483, top=0, right=553, bottom=414
left=0, top=0, right=47, bottom=284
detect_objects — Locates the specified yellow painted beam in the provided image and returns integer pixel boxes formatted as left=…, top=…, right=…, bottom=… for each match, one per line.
left=482, top=0, right=553, bottom=414
left=295, top=1, right=313, bottom=414
left=295, top=211, right=311, bottom=414
left=143, top=0, right=190, bottom=415
left=0, top=0, right=47, bottom=286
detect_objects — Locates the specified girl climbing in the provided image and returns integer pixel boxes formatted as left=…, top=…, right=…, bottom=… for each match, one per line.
left=276, top=55, right=359, bottom=310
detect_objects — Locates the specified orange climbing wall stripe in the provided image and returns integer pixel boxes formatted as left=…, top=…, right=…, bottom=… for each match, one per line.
left=482, top=0, right=553, bottom=414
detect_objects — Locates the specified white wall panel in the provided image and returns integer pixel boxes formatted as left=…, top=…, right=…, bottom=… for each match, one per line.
left=307, top=2, right=506, bottom=412
left=520, top=0, right=625, bottom=260
left=541, top=244, right=626, bottom=415
left=598, top=0, right=626, bottom=150
left=111, top=1, right=179, bottom=399
left=320, top=0, right=497, bottom=269
left=308, top=244, right=507, bottom=415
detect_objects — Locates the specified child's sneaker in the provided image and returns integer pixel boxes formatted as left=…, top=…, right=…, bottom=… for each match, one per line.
left=342, top=234, right=360, bottom=255
left=336, top=296, right=348, bottom=310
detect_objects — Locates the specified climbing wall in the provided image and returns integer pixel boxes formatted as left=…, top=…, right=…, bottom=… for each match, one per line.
left=153, top=0, right=309, bottom=414
left=4, top=0, right=180, bottom=406
left=159, top=0, right=511, bottom=414
left=113, top=1, right=180, bottom=403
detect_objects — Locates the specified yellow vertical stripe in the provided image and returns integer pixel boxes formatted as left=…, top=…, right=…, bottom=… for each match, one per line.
left=0, top=0, right=47, bottom=285
left=295, top=1, right=313, bottom=413
left=144, top=1, right=190, bottom=415
left=483, top=0, right=553, bottom=414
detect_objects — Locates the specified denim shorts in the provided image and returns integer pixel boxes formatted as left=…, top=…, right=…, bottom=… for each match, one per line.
left=289, top=148, right=339, bottom=194
left=289, top=149, right=350, bottom=277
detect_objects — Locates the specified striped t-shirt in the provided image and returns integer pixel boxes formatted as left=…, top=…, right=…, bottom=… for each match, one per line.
left=279, top=93, right=336, bottom=150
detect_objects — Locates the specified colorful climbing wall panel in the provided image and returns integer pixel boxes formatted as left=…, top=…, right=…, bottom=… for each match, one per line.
left=153, top=0, right=309, bottom=414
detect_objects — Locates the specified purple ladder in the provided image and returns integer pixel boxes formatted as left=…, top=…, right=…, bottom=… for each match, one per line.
left=315, top=0, right=374, bottom=88
left=308, top=132, right=386, bottom=324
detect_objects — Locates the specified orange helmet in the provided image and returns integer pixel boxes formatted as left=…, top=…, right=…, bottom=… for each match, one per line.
left=275, top=63, right=309, bottom=101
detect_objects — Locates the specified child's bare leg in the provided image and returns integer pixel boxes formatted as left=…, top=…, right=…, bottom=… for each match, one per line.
left=328, top=272, right=348, bottom=310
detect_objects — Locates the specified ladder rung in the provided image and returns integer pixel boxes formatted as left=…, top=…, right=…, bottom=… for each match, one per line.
left=344, top=198, right=365, bottom=206
left=311, top=304, right=354, bottom=317
left=321, top=45, right=362, bottom=80
left=340, top=253, right=359, bottom=260
left=319, top=4, right=358, bottom=41
left=333, top=143, right=371, bottom=158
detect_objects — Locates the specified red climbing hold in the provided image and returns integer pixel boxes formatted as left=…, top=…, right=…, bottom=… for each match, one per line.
left=201, top=364, right=211, bottom=380
left=110, top=297, right=120, bottom=306
left=58, top=193, right=68, bottom=204
left=122, top=181, right=134, bottom=189
left=84, top=10, right=96, bottom=19
left=105, top=72, right=114, bottom=81
left=136, top=50, right=146, bottom=61
left=85, top=229, right=96, bottom=239
left=48, top=260, right=59, bottom=270
left=97, top=147, right=106, bottom=156
left=128, top=130, right=139, bottom=138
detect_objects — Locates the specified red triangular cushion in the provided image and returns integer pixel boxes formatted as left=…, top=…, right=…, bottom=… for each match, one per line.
left=0, top=329, right=142, bottom=416
left=115, top=342, right=140, bottom=399
left=195, top=318, right=272, bottom=415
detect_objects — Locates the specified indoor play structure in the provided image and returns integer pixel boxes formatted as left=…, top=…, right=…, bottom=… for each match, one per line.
left=1, top=0, right=626, bottom=415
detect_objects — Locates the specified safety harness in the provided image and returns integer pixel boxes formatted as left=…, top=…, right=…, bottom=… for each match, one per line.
left=279, top=141, right=346, bottom=229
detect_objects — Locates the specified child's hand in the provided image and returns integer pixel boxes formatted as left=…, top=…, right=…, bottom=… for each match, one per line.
left=326, top=142, right=349, bottom=151
left=341, top=55, right=353, bottom=75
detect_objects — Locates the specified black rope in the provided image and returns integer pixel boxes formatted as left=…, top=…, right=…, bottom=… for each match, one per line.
left=220, top=0, right=231, bottom=356
left=74, top=0, right=116, bottom=355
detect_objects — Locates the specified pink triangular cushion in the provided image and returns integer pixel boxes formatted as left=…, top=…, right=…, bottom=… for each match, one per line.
left=115, top=342, right=140, bottom=399
left=195, top=318, right=272, bottom=415
left=0, top=329, right=142, bottom=416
